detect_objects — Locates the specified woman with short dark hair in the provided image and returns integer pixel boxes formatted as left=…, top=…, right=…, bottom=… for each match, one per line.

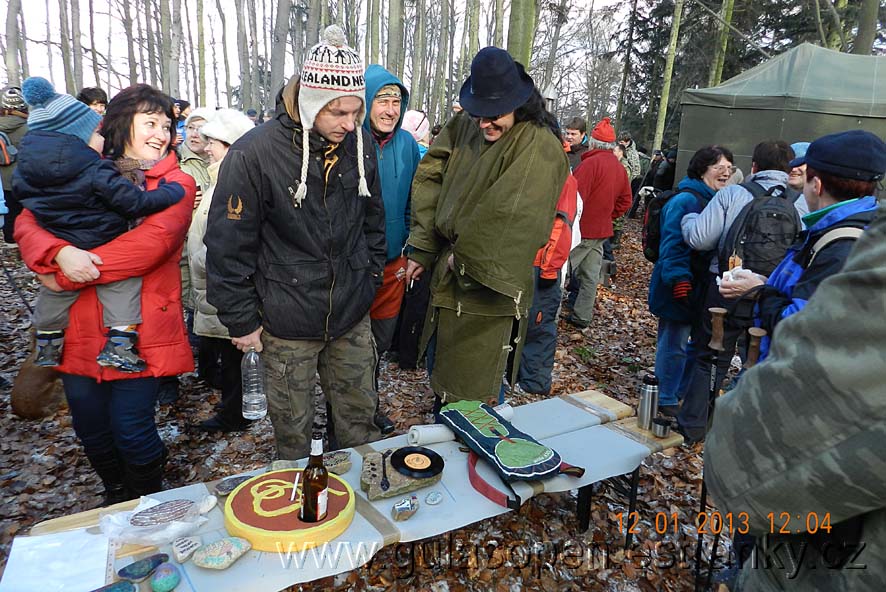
left=15, top=84, right=196, bottom=505
left=648, top=144, right=734, bottom=416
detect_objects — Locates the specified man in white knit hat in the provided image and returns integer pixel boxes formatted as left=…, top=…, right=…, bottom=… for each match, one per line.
left=206, top=26, right=385, bottom=459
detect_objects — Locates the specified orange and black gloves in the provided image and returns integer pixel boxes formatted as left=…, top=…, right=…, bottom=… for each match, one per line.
left=673, top=280, right=692, bottom=303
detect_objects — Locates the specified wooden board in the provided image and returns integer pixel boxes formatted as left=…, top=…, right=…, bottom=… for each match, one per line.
left=560, top=389, right=634, bottom=421
left=604, top=416, right=684, bottom=453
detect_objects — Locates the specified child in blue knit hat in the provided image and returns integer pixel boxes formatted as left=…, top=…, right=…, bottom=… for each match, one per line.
left=14, top=77, right=186, bottom=372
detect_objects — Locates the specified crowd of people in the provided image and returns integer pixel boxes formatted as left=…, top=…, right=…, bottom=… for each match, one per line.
left=1, top=25, right=884, bottom=590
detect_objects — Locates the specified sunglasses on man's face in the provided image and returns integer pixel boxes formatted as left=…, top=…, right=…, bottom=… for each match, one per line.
left=474, top=114, right=507, bottom=124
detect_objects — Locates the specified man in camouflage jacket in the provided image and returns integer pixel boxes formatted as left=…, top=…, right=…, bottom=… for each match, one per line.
left=705, top=195, right=886, bottom=590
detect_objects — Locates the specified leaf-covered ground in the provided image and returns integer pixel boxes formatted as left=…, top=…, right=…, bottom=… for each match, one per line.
left=0, top=219, right=731, bottom=590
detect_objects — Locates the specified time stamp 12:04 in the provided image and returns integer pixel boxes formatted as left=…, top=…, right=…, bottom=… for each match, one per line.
left=616, top=511, right=834, bottom=536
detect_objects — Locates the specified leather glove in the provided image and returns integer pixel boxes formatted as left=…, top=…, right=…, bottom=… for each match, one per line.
left=673, top=280, right=691, bottom=303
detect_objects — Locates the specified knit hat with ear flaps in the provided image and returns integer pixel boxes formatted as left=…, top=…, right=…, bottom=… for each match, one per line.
left=22, top=77, right=102, bottom=146
left=295, top=25, right=369, bottom=207
left=2, top=85, right=26, bottom=110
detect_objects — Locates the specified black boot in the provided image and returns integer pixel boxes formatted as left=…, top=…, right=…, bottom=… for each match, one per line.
left=85, top=449, right=132, bottom=507
left=124, top=450, right=167, bottom=497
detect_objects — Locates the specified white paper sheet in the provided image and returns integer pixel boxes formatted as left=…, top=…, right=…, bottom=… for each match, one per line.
left=0, top=528, right=110, bottom=592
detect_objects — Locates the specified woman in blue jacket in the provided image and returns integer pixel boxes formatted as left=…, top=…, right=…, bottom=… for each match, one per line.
left=648, top=145, right=734, bottom=415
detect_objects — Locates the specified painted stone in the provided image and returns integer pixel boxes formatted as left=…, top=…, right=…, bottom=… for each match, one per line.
left=425, top=491, right=443, bottom=506
left=360, top=449, right=441, bottom=500
left=198, top=495, right=218, bottom=514
left=117, top=553, right=169, bottom=582
left=172, top=535, right=202, bottom=563
left=150, top=562, right=180, bottom=592
left=391, top=495, right=419, bottom=521
left=214, top=475, right=252, bottom=496
left=192, top=537, right=251, bottom=570
left=130, top=499, right=194, bottom=527
left=89, top=582, right=136, bottom=592
left=323, top=450, right=352, bottom=475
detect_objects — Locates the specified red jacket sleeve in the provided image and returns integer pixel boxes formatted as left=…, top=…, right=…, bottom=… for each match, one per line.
left=15, top=168, right=196, bottom=291
left=613, top=168, right=632, bottom=219
left=535, top=175, right=578, bottom=279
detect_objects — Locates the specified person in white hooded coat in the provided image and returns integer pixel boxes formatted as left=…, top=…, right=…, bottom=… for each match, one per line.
left=188, top=108, right=256, bottom=432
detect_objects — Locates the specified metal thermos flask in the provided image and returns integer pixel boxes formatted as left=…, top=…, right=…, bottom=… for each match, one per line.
left=638, top=374, right=659, bottom=430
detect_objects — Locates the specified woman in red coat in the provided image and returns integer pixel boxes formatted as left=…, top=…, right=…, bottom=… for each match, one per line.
left=15, top=85, right=196, bottom=504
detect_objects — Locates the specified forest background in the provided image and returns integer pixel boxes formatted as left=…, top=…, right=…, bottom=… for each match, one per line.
left=2, top=0, right=884, bottom=178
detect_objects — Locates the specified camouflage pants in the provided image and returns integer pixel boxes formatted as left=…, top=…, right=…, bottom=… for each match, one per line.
left=262, top=315, right=381, bottom=460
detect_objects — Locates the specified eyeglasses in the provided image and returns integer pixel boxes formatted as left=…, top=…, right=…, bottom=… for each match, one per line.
left=710, top=165, right=737, bottom=174
left=186, top=124, right=205, bottom=133
left=474, top=113, right=507, bottom=124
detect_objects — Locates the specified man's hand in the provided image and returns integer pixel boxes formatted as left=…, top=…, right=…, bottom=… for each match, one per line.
left=193, top=188, right=204, bottom=210
left=405, top=259, right=425, bottom=284
left=37, top=273, right=64, bottom=292
left=232, top=326, right=264, bottom=353
left=719, top=273, right=765, bottom=300
left=55, top=246, right=103, bottom=283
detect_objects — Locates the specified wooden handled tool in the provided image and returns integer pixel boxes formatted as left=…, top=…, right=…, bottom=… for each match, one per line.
left=744, top=327, right=768, bottom=369
left=708, top=307, right=728, bottom=352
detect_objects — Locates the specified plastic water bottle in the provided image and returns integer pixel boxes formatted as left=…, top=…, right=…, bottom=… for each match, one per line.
left=241, top=347, right=267, bottom=420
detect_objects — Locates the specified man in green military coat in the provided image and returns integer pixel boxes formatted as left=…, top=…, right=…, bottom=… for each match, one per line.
left=404, top=47, right=569, bottom=404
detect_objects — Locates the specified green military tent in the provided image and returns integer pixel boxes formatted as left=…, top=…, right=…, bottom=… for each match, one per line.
left=675, top=43, right=886, bottom=180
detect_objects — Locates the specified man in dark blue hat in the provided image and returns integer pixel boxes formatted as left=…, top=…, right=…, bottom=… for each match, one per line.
left=404, top=46, right=570, bottom=405
left=719, top=129, right=884, bottom=361
left=705, top=128, right=886, bottom=592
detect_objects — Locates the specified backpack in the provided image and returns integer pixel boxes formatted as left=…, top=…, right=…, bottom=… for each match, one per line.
left=718, top=180, right=801, bottom=276
left=642, top=187, right=708, bottom=263
left=0, top=131, right=17, bottom=167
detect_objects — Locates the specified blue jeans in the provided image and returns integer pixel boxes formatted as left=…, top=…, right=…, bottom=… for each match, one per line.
left=654, top=319, right=696, bottom=406
left=62, top=374, right=163, bottom=465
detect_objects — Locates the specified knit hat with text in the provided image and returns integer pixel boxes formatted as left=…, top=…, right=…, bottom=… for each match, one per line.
left=22, top=77, right=101, bottom=146
left=295, top=25, right=369, bottom=206
left=591, top=117, right=616, bottom=143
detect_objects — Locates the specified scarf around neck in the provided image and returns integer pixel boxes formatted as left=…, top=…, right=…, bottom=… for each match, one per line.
left=115, top=156, right=160, bottom=187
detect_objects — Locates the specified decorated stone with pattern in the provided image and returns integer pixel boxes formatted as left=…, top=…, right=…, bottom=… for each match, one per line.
left=89, top=582, right=136, bottom=592
left=172, top=535, right=202, bottom=563
left=214, top=475, right=252, bottom=496
left=130, top=499, right=194, bottom=526
left=192, top=537, right=251, bottom=570
left=150, top=562, right=180, bottom=592
left=198, top=494, right=218, bottom=514
left=117, top=553, right=169, bottom=582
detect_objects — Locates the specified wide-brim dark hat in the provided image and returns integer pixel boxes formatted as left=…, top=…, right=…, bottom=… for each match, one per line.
left=459, top=47, right=535, bottom=118
left=790, top=130, right=886, bottom=182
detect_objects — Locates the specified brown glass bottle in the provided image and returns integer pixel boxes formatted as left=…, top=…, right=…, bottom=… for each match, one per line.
left=299, top=435, right=328, bottom=522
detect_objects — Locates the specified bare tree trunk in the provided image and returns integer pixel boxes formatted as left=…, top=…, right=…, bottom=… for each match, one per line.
left=306, top=0, right=321, bottom=46
left=825, top=0, right=847, bottom=50
left=215, top=0, right=233, bottom=105
left=16, top=10, right=29, bottom=79
left=707, top=0, right=734, bottom=87
left=653, top=0, right=684, bottom=152
left=467, top=0, right=479, bottom=60
left=851, top=0, right=878, bottom=55
left=135, top=5, right=146, bottom=81
left=320, top=0, right=328, bottom=29
left=248, top=0, right=261, bottom=109
left=159, top=0, right=172, bottom=92
left=210, top=14, right=221, bottom=105
left=145, top=0, right=159, bottom=86
left=184, top=0, right=199, bottom=102
left=493, top=0, right=504, bottom=47
left=122, top=0, right=139, bottom=84
left=46, top=0, right=56, bottom=83
left=445, top=0, right=455, bottom=104
left=106, top=1, right=113, bottom=89
left=507, top=0, right=534, bottom=66
left=541, top=0, right=567, bottom=91
left=170, top=0, right=183, bottom=97
left=413, top=0, right=426, bottom=109
left=71, top=0, right=84, bottom=89
left=235, top=0, right=252, bottom=108
left=369, top=0, right=380, bottom=64
left=433, top=0, right=449, bottom=125
left=58, top=0, right=77, bottom=93
left=386, top=0, right=403, bottom=76
left=615, top=0, right=638, bottom=125
left=89, top=0, right=100, bottom=84
left=197, top=0, right=206, bottom=102
left=348, top=0, right=359, bottom=46
left=292, top=3, right=305, bottom=72
left=271, top=0, right=292, bottom=95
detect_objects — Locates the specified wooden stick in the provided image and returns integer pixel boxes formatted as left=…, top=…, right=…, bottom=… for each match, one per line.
left=708, top=307, right=728, bottom=352
left=745, top=327, right=768, bottom=369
